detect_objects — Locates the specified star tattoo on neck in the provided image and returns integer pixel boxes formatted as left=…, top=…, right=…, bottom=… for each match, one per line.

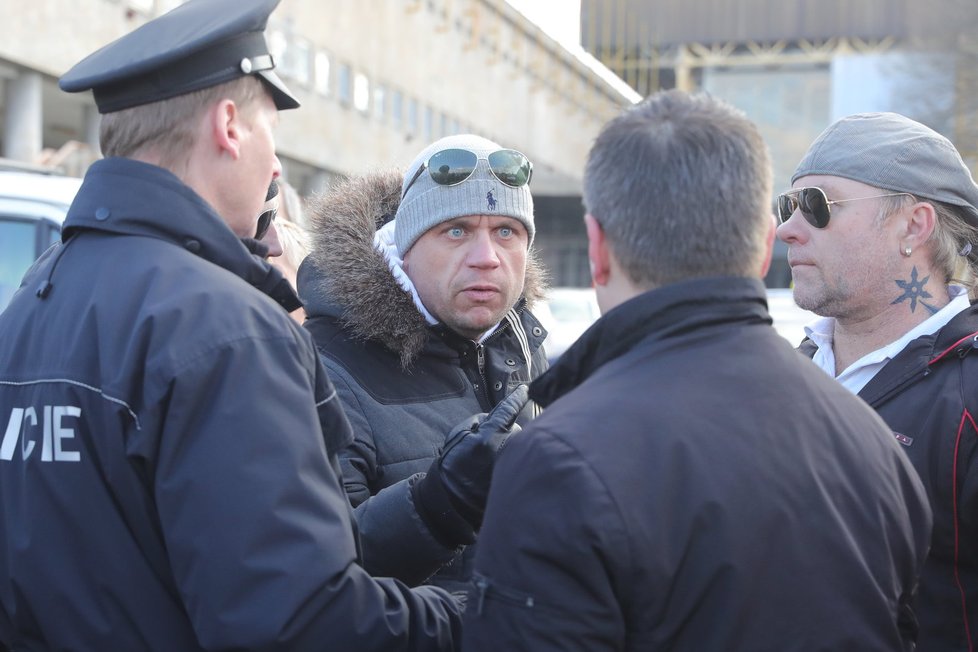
left=892, top=266, right=939, bottom=314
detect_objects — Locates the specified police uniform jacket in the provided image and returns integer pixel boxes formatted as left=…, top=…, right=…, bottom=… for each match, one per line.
left=0, top=158, right=459, bottom=651
left=463, top=276, right=932, bottom=652
left=297, top=169, right=548, bottom=595
left=800, top=304, right=978, bottom=652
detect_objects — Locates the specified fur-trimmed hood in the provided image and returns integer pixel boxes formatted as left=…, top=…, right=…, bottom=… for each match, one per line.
left=297, top=168, right=547, bottom=367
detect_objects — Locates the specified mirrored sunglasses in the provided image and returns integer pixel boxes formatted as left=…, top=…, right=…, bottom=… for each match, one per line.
left=402, top=148, right=533, bottom=199
left=777, top=187, right=913, bottom=229
left=255, top=206, right=277, bottom=240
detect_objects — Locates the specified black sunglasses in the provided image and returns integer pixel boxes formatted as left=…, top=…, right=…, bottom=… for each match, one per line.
left=402, top=148, right=533, bottom=199
left=255, top=206, right=277, bottom=240
left=777, top=187, right=912, bottom=229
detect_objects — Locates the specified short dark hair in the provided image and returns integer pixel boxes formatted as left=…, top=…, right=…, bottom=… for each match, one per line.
left=583, top=90, right=773, bottom=288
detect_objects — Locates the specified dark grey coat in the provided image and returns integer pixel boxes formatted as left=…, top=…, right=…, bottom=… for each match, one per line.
left=298, top=169, right=548, bottom=594
left=464, top=277, right=932, bottom=652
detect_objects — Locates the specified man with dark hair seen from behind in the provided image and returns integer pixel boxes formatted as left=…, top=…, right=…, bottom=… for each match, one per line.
left=462, top=90, right=932, bottom=651
left=0, top=1, right=459, bottom=649
left=778, top=112, right=978, bottom=651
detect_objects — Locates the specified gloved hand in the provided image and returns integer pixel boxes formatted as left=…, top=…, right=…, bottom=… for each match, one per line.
left=412, top=385, right=529, bottom=548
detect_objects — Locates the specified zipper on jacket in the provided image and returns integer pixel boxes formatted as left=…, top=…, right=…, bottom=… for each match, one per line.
left=476, top=343, right=491, bottom=406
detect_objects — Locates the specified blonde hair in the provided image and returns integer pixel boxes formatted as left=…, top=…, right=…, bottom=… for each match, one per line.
left=878, top=193, right=978, bottom=296
left=99, top=76, right=265, bottom=170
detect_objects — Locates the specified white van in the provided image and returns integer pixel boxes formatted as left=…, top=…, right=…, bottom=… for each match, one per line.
left=0, top=170, right=82, bottom=311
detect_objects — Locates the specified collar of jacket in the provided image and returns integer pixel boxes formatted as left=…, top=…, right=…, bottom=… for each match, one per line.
left=298, top=168, right=547, bottom=367
left=530, top=276, right=772, bottom=407
left=61, top=157, right=300, bottom=311
left=798, top=302, right=978, bottom=404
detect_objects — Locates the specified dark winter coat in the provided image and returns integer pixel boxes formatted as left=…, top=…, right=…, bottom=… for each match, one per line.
left=0, top=158, right=459, bottom=651
left=800, top=305, right=978, bottom=651
left=464, top=276, right=932, bottom=652
left=297, top=169, right=548, bottom=595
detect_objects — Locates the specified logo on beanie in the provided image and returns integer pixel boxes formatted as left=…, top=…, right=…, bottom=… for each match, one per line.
left=486, top=189, right=497, bottom=211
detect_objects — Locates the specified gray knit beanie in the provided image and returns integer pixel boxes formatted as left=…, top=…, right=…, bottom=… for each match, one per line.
left=394, top=134, right=535, bottom=254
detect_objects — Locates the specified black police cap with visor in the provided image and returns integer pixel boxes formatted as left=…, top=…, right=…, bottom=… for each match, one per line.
left=58, top=0, right=299, bottom=113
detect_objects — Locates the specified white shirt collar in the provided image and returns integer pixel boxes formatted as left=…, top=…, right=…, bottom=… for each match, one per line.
left=806, top=285, right=970, bottom=394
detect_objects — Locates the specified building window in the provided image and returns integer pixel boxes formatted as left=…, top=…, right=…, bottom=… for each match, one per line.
left=407, top=97, right=419, bottom=134
left=283, top=38, right=312, bottom=85
left=353, top=73, right=370, bottom=113
left=266, top=30, right=311, bottom=85
left=337, top=63, right=352, bottom=106
left=314, top=52, right=330, bottom=96
left=373, top=84, right=387, bottom=122
left=424, top=106, right=434, bottom=142
left=391, top=90, right=404, bottom=130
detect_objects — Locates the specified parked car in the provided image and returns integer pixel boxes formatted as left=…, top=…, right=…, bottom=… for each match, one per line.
left=536, top=285, right=817, bottom=363
left=0, top=170, right=82, bottom=312
left=535, top=287, right=601, bottom=364
left=766, top=287, right=817, bottom=346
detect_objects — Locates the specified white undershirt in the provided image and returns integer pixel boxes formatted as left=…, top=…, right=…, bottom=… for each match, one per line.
left=807, top=285, right=970, bottom=394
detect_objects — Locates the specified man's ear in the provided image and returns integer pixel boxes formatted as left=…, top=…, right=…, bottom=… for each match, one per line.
left=584, top=213, right=611, bottom=287
left=210, top=99, right=242, bottom=160
left=903, top=200, right=937, bottom=251
left=759, top=212, right=776, bottom=278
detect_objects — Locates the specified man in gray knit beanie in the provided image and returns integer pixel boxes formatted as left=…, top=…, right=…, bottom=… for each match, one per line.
left=392, top=133, right=537, bottom=343
left=296, top=132, right=549, bottom=598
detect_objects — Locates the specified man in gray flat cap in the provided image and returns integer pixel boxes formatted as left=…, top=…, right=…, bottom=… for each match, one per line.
left=0, top=0, right=460, bottom=650
left=778, top=111, right=978, bottom=651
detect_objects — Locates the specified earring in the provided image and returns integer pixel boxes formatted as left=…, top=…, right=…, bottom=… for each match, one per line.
left=903, top=246, right=912, bottom=257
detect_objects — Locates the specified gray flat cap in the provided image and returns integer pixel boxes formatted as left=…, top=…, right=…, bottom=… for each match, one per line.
left=60, top=0, right=298, bottom=114
left=792, top=112, right=978, bottom=228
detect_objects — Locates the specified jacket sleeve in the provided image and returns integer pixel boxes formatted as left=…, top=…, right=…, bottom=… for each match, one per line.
left=326, top=363, right=461, bottom=586
left=462, top=426, right=628, bottom=652
left=151, top=330, right=460, bottom=651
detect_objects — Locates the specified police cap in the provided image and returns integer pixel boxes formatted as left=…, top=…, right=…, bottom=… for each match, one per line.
left=59, top=0, right=299, bottom=114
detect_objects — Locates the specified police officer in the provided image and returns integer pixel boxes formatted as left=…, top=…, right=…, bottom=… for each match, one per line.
left=0, top=1, right=460, bottom=650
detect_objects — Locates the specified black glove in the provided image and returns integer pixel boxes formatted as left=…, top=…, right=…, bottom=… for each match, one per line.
left=412, top=385, right=529, bottom=548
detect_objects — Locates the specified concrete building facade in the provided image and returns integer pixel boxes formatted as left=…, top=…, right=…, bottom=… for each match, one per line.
left=0, top=0, right=639, bottom=286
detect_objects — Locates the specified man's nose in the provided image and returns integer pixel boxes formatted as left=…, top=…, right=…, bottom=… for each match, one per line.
left=271, top=154, right=282, bottom=180
left=776, top=212, right=805, bottom=244
left=467, top=229, right=501, bottom=267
